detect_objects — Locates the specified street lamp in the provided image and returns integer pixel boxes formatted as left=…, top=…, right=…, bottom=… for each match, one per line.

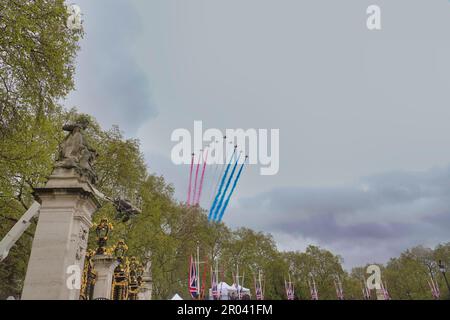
left=113, top=239, right=128, bottom=260
left=438, top=260, right=450, bottom=298
left=128, top=256, right=142, bottom=300
left=95, top=218, right=112, bottom=255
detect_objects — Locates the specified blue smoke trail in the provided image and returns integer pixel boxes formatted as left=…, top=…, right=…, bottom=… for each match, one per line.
left=213, top=153, right=241, bottom=221
left=217, top=158, right=247, bottom=222
left=207, top=160, right=224, bottom=220
left=208, top=148, right=236, bottom=221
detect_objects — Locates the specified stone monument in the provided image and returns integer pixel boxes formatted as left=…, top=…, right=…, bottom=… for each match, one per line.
left=138, top=252, right=153, bottom=300
left=21, top=117, right=100, bottom=300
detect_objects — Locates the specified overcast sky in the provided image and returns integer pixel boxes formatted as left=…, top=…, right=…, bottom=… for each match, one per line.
left=67, top=0, right=450, bottom=268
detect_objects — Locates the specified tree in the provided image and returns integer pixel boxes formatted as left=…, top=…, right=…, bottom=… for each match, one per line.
left=383, top=254, right=430, bottom=300
left=219, top=228, right=285, bottom=299
left=283, top=246, right=346, bottom=300
left=432, top=243, right=450, bottom=299
left=0, top=0, right=82, bottom=134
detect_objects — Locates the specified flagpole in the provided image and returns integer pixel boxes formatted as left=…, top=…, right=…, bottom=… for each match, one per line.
left=216, top=260, right=220, bottom=300
left=237, top=264, right=240, bottom=300
left=242, top=272, right=245, bottom=298
left=259, top=270, right=262, bottom=300
left=253, top=267, right=257, bottom=301
left=215, top=259, right=219, bottom=300
left=211, top=265, right=213, bottom=300
left=313, top=276, right=318, bottom=300
left=287, top=275, right=289, bottom=300
left=197, top=245, right=200, bottom=300
left=258, top=270, right=264, bottom=300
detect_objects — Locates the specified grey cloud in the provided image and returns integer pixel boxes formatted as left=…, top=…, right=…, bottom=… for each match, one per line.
left=226, top=165, right=450, bottom=266
left=67, top=0, right=157, bottom=135
left=274, top=213, right=412, bottom=242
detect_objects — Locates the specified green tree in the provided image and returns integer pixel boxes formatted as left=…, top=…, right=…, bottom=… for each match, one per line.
left=283, top=246, right=346, bottom=300
left=0, top=0, right=82, bottom=134
left=384, top=253, right=430, bottom=300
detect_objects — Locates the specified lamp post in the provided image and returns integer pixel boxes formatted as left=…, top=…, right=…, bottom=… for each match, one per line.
left=438, top=260, right=450, bottom=298
left=112, top=240, right=129, bottom=300
left=128, top=256, right=142, bottom=300
left=113, top=239, right=128, bottom=260
left=95, top=218, right=112, bottom=255
left=80, top=249, right=97, bottom=300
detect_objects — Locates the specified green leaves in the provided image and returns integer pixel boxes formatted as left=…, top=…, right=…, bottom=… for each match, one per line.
left=0, top=0, right=82, bottom=134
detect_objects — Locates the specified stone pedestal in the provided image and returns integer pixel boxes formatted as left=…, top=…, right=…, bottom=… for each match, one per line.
left=138, top=258, right=152, bottom=300
left=137, top=276, right=153, bottom=300
left=21, top=168, right=99, bottom=300
left=91, top=254, right=118, bottom=300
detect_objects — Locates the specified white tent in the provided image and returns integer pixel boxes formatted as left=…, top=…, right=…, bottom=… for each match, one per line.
left=231, top=284, right=251, bottom=298
left=232, top=284, right=250, bottom=293
left=209, top=282, right=251, bottom=300
left=171, top=293, right=183, bottom=300
left=208, top=281, right=235, bottom=300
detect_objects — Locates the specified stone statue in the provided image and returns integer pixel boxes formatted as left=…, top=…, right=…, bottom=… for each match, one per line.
left=56, top=117, right=98, bottom=184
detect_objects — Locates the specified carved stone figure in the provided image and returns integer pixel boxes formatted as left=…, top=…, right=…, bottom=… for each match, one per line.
left=56, top=117, right=98, bottom=184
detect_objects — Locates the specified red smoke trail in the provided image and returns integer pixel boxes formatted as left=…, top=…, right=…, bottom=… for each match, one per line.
left=187, top=153, right=194, bottom=206
left=195, top=149, right=209, bottom=205
left=192, top=152, right=202, bottom=206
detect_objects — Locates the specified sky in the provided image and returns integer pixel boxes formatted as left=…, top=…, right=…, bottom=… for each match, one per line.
left=67, top=0, right=450, bottom=268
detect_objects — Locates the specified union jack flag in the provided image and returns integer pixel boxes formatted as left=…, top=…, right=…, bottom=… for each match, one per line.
left=188, top=255, right=199, bottom=299
left=362, top=278, right=371, bottom=300
left=334, top=276, right=344, bottom=300
left=380, top=280, right=391, bottom=300
left=200, top=257, right=208, bottom=299
left=255, top=277, right=263, bottom=300
left=211, top=267, right=220, bottom=300
left=309, top=278, right=319, bottom=300
left=427, top=276, right=440, bottom=300
left=285, top=280, right=295, bottom=300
